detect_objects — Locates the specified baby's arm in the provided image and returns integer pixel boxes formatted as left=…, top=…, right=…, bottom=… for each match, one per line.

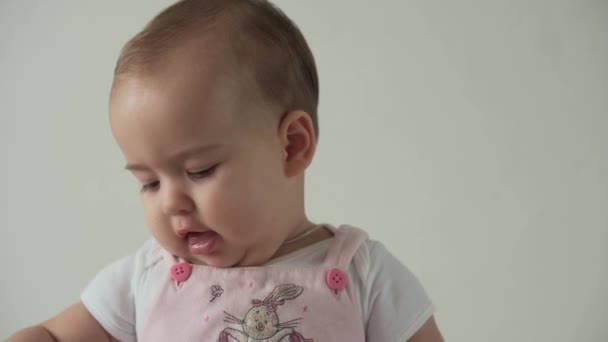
left=361, top=240, right=443, bottom=341
left=406, top=316, right=444, bottom=342
left=6, top=302, right=119, bottom=342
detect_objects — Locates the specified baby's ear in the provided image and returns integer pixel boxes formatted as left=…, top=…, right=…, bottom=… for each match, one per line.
left=278, top=110, right=317, bottom=177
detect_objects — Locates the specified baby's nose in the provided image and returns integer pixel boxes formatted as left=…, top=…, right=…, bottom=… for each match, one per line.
left=161, top=184, right=195, bottom=215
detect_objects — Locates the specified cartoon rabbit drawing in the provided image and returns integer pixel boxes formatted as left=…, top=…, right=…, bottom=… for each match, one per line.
left=219, top=284, right=313, bottom=342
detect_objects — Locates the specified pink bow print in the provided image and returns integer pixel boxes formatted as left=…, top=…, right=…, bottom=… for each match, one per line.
left=252, top=294, right=285, bottom=312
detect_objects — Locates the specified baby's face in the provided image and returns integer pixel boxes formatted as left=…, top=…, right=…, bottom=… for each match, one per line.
left=110, top=55, right=294, bottom=267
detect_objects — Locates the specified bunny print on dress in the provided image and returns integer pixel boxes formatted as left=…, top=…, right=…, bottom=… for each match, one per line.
left=219, top=284, right=313, bottom=342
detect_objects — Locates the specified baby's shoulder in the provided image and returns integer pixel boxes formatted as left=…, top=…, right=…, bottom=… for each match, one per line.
left=88, top=239, right=165, bottom=282
left=129, top=239, right=167, bottom=282
left=136, top=238, right=165, bottom=269
left=350, top=238, right=397, bottom=280
left=108, top=239, right=168, bottom=303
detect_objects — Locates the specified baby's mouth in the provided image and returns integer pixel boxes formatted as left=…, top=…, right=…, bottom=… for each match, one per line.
left=256, top=322, right=265, bottom=331
left=186, top=231, right=219, bottom=255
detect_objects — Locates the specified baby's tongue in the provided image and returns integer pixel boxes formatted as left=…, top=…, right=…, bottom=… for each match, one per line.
left=187, top=231, right=218, bottom=255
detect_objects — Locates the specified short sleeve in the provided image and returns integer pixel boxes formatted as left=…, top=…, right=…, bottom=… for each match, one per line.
left=363, top=241, right=435, bottom=342
left=81, top=254, right=137, bottom=342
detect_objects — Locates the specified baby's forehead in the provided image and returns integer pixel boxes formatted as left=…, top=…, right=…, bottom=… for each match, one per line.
left=112, top=59, right=273, bottom=132
left=113, top=0, right=318, bottom=136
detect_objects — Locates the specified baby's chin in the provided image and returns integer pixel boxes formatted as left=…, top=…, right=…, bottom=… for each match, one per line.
left=181, top=247, right=255, bottom=268
left=162, top=237, right=274, bottom=268
left=185, top=254, right=239, bottom=268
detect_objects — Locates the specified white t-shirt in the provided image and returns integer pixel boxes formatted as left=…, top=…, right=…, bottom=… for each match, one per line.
left=82, top=234, right=434, bottom=342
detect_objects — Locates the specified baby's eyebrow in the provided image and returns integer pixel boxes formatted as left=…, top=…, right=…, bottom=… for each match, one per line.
left=124, top=144, right=223, bottom=171
left=173, top=144, right=223, bottom=160
left=124, top=163, right=149, bottom=172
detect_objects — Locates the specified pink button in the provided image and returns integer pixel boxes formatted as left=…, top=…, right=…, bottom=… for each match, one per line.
left=326, top=268, right=348, bottom=290
left=170, top=262, right=192, bottom=283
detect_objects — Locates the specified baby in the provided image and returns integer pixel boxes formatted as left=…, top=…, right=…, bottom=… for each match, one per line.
left=8, top=0, right=443, bottom=341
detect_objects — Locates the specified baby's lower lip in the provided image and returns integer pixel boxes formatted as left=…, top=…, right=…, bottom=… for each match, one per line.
left=187, top=231, right=219, bottom=255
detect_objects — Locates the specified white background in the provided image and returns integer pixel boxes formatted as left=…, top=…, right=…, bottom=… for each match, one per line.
left=1, top=1, right=607, bottom=341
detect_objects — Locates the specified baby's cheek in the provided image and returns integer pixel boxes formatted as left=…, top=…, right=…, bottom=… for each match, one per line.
left=205, top=183, right=262, bottom=230
left=143, top=201, right=168, bottom=234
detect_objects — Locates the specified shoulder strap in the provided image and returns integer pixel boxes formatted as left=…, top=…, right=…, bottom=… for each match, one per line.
left=323, top=225, right=368, bottom=268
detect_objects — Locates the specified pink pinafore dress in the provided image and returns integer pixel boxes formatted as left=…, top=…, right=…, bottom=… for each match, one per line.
left=140, top=225, right=368, bottom=341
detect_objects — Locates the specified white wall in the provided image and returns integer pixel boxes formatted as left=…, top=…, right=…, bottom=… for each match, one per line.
left=1, top=1, right=606, bottom=341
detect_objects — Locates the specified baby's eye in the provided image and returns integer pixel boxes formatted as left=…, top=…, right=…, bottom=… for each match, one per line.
left=140, top=181, right=160, bottom=193
left=187, top=164, right=218, bottom=180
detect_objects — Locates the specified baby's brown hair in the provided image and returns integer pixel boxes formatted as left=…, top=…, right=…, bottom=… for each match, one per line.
left=113, top=0, right=319, bottom=136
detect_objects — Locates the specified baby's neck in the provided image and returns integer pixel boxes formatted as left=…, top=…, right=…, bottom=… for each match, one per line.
left=272, top=223, right=334, bottom=259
